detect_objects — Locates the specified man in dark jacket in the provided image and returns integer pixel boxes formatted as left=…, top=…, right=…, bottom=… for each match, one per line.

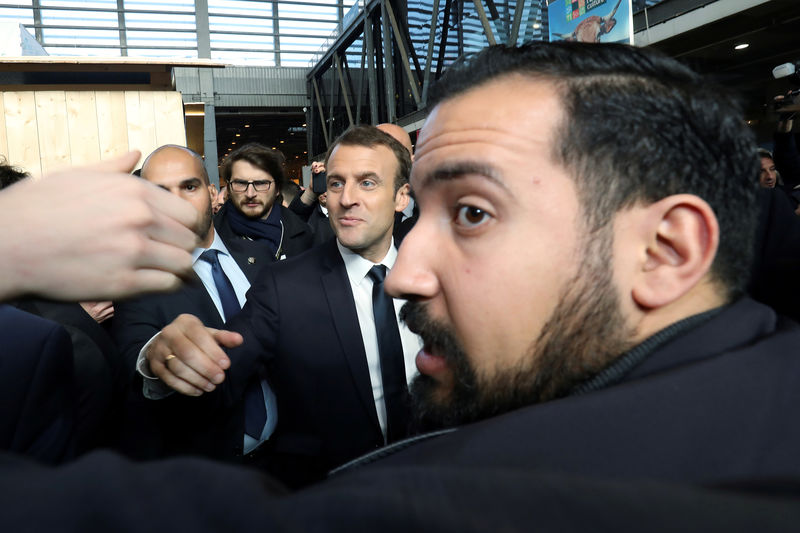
left=215, top=143, right=313, bottom=261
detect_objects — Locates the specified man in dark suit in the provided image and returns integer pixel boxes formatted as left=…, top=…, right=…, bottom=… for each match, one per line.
left=142, top=126, right=422, bottom=487
left=112, top=145, right=276, bottom=460
left=6, top=42, right=800, bottom=531
left=0, top=305, right=76, bottom=464
left=143, top=42, right=800, bottom=490
left=215, top=143, right=313, bottom=261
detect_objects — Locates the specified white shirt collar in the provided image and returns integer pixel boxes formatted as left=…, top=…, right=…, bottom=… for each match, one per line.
left=336, top=238, right=398, bottom=287
left=191, top=227, right=232, bottom=264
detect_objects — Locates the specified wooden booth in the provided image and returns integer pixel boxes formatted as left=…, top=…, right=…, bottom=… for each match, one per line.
left=0, top=56, right=223, bottom=177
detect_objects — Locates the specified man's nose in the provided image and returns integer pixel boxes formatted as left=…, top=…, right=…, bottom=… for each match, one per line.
left=386, top=218, right=439, bottom=300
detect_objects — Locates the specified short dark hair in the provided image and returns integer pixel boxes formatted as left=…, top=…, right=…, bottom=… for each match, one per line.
left=757, top=148, right=773, bottom=161
left=0, top=158, right=29, bottom=189
left=325, top=125, right=411, bottom=193
left=221, top=143, right=286, bottom=193
left=429, top=41, right=758, bottom=299
left=281, top=179, right=301, bottom=203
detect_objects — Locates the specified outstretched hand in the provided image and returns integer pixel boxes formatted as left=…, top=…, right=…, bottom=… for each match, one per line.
left=146, top=314, right=243, bottom=396
left=0, top=151, right=200, bottom=301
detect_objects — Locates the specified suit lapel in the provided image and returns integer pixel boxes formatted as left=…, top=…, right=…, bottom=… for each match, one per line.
left=179, top=271, right=225, bottom=328
left=224, top=234, right=275, bottom=284
left=320, top=241, right=381, bottom=431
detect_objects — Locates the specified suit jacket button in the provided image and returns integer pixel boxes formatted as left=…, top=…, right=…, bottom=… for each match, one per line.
left=248, top=257, right=256, bottom=264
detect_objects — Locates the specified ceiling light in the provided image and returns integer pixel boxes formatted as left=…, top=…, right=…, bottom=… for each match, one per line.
left=533, top=23, right=541, bottom=29
left=244, top=124, right=250, bottom=128
left=302, top=123, right=307, bottom=127
left=235, top=133, right=241, bottom=137
left=734, top=43, right=749, bottom=50
left=280, top=140, right=285, bottom=144
left=232, top=142, right=236, bottom=145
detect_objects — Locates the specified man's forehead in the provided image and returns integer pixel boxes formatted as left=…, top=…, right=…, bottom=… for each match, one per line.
left=145, top=149, right=202, bottom=176
left=230, top=160, right=272, bottom=179
left=418, top=76, right=560, bottom=149
left=412, top=78, right=561, bottom=193
left=328, top=143, right=395, bottom=173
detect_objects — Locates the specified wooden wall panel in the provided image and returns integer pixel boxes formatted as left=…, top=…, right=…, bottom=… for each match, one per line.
left=35, top=91, right=72, bottom=175
left=66, top=91, right=101, bottom=165
left=0, top=95, right=8, bottom=163
left=3, top=92, right=41, bottom=177
left=125, top=91, right=160, bottom=168
left=95, top=91, right=129, bottom=161
left=0, top=89, right=185, bottom=175
left=154, top=91, right=187, bottom=148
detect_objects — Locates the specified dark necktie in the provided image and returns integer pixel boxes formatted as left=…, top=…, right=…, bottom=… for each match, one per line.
left=367, top=264, right=409, bottom=443
left=198, top=249, right=266, bottom=440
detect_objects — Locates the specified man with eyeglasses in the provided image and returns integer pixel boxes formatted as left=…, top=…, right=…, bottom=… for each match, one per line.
left=215, top=143, right=313, bottom=261
left=112, top=145, right=278, bottom=462
left=139, top=126, right=422, bottom=489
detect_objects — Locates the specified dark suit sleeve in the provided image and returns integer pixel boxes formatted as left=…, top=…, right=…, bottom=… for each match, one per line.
left=111, top=296, right=167, bottom=379
left=2, top=452, right=800, bottom=532
left=0, top=306, right=76, bottom=464
left=288, top=194, right=316, bottom=222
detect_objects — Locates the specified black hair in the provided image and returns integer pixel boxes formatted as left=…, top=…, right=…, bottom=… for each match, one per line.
left=429, top=41, right=758, bottom=299
left=221, top=143, right=286, bottom=193
left=0, top=157, right=29, bottom=189
left=325, top=125, right=411, bottom=193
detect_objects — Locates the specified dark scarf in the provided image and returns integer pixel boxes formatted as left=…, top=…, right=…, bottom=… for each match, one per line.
left=226, top=202, right=283, bottom=257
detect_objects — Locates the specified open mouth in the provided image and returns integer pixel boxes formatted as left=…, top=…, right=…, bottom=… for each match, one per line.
left=415, top=344, right=448, bottom=377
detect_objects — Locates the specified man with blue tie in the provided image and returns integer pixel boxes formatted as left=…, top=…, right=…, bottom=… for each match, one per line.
left=139, top=126, right=423, bottom=488
left=112, top=145, right=276, bottom=461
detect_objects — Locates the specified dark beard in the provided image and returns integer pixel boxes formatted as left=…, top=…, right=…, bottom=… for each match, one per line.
left=402, top=224, right=635, bottom=431
left=197, top=204, right=214, bottom=242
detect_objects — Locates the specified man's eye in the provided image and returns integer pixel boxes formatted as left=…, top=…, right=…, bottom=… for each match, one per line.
left=455, top=205, right=491, bottom=228
left=185, top=184, right=197, bottom=191
left=361, top=180, right=375, bottom=188
left=329, top=181, right=343, bottom=190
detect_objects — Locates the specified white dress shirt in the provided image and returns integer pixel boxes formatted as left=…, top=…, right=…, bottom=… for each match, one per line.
left=337, top=239, right=422, bottom=441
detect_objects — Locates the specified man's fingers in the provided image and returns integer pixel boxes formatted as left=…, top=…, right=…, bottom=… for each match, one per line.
left=209, top=328, right=244, bottom=349
left=144, top=181, right=201, bottom=235
left=163, top=356, right=217, bottom=394
left=143, top=207, right=201, bottom=252
left=71, top=150, right=142, bottom=174
left=163, top=316, right=229, bottom=384
left=149, top=358, right=204, bottom=397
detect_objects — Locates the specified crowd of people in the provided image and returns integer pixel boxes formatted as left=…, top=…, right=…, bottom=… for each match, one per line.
left=1, top=41, right=800, bottom=530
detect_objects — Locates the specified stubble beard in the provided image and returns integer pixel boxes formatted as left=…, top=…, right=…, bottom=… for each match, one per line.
left=404, top=224, right=636, bottom=432
left=233, top=191, right=273, bottom=220
left=197, top=204, right=214, bottom=243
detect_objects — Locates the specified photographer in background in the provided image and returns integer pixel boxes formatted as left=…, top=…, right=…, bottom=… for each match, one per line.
left=773, top=91, right=800, bottom=198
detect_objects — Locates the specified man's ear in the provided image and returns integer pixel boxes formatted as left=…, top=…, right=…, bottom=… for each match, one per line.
left=208, top=184, right=218, bottom=203
left=394, top=182, right=410, bottom=213
left=631, top=194, right=719, bottom=309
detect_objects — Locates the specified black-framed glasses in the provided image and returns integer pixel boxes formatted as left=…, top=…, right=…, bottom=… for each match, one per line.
left=229, top=179, right=273, bottom=192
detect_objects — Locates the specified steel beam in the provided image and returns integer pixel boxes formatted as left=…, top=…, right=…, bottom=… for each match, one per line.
left=384, top=0, right=421, bottom=106
left=472, top=0, right=497, bottom=46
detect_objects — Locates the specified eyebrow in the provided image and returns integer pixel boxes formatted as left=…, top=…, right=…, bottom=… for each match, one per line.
left=419, top=162, right=509, bottom=192
left=328, top=171, right=382, bottom=182
left=180, top=177, right=203, bottom=187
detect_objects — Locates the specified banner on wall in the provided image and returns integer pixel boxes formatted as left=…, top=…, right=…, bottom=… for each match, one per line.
left=548, top=0, right=633, bottom=44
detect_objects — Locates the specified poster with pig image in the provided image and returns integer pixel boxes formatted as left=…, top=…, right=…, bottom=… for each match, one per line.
left=548, top=0, right=633, bottom=45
